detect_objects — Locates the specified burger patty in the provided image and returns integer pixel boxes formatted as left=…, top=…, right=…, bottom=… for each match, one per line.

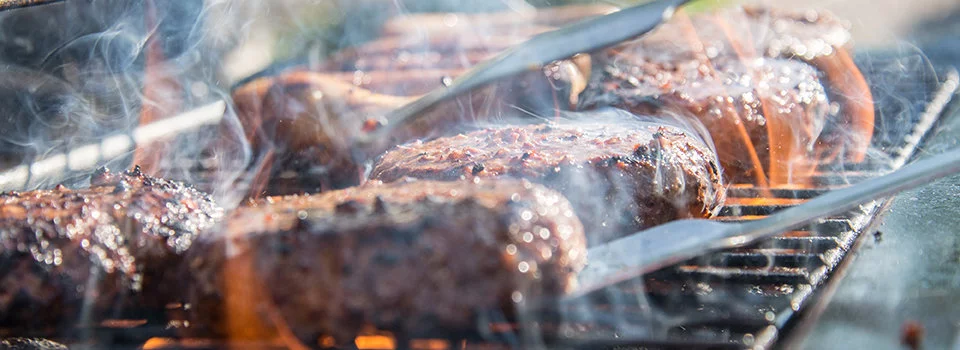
left=580, top=6, right=873, bottom=185
left=0, top=338, right=68, bottom=350
left=182, top=179, right=587, bottom=345
left=226, top=5, right=600, bottom=197
left=586, top=58, right=831, bottom=185
left=0, top=166, right=223, bottom=334
left=369, top=115, right=725, bottom=244
left=228, top=65, right=581, bottom=196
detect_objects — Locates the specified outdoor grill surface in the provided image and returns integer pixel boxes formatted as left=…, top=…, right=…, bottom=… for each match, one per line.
left=6, top=50, right=959, bottom=350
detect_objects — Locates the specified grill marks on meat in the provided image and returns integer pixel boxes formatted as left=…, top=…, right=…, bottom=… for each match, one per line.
left=228, top=6, right=600, bottom=197
left=0, top=167, right=223, bottom=334
left=369, top=120, right=724, bottom=245
left=183, top=179, right=586, bottom=345
left=591, top=58, right=830, bottom=185
left=0, top=338, right=68, bottom=350
left=581, top=7, right=874, bottom=185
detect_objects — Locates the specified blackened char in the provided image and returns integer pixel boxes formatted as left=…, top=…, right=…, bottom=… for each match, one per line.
left=0, top=167, right=223, bottom=335
left=182, top=179, right=586, bottom=345
left=369, top=117, right=725, bottom=245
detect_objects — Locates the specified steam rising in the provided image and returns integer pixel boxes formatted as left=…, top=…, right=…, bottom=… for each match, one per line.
left=0, top=0, right=950, bottom=348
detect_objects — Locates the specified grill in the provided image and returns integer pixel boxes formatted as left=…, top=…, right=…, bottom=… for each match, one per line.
left=4, top=50, right=958, bottom=349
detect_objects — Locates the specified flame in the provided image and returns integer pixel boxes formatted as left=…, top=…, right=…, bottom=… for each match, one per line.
left=354, top=335, right=396, bottom=350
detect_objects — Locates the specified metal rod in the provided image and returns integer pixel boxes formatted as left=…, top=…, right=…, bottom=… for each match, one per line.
left=351, top=0, right=691, bottom=158
left=734, top=147, right=960, bottom=249
left=0, top=101, right=225, bottom=191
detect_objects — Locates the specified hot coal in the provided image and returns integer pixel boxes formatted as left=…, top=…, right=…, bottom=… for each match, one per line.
left=0, top=166, right=223, bottom=334
left=182, top=179, right=586, bottom=345
left=369, top=116, right=725, bottom=245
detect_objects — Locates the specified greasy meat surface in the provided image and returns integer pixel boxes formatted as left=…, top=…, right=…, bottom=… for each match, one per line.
left=370, top=116, right=725, bottom=244
left=229, top=67, right=567, bottom=196
left=183, top=179, right=586, bottom=345
left=587, top=58, right=830, bottom=185
left=0, top=338, right=67, bottom=350
left=227, top=5, right=600, bottom=197
left=0, top=167, right=223, bottom=334
left=580, top=6, right=874, bottom=185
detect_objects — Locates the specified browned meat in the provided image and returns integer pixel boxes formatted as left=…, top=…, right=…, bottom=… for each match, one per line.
left=230, top=56, right=587, bottom=198
left=580, top=6, right=874, bottom=186
left=587, top=57, right=830, bottom=185
left=369, top=116, right=724, bottom=244
left=0, top=167, right=223, bottom=334
left=229, top=68, right=555, bottom=196
left=0, top=338, right=67, bottom=350
left=182, top=179, right=586, bottom=345
left=226, top=5, right=603, bottom=197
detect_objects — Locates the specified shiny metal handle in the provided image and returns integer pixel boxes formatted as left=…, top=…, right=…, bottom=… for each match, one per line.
left=737, top=149, right=960, bottom=241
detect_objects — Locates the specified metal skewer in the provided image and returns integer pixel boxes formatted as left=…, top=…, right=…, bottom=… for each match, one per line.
left=350, top=0, right=691, bottom=160
left=0, top=101, right=225, bottom=191
left=573, top=148, right=960, bottom=298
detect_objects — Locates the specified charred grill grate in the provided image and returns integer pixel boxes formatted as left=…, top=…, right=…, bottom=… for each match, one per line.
left=11, top=54, right=959, bottom=349
left=534, top=55, right=959, bottom=350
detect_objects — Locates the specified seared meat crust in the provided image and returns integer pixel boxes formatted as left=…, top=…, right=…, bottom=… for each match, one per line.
left=0, top=167, right=222, bottom=334
left=370, top=118, right=724, bottom=244
left=581, top=6, right=874, bottom=185
left=183, top=179, right=586, bottom=345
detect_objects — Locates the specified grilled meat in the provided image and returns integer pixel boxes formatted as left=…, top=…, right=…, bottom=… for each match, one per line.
left=581, top=6, right=873, bottom=185
left=230, top=63, right=585, bottom=197
left=228, top=5, right=599, bottom=197
left=0, top=338, right=67, bottom=350
left=183, top=179, right=586, bottom=345
left=587, top=58, right=830, bottom=185
left=369, top=115, right=724, bottom=244
left=0, top=167, right=223, bottom=334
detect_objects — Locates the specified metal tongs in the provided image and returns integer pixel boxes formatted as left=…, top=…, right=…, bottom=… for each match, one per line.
left=0, top=0, right=688, bottom=191
left=351, top=0, right=692, bottom=160
left=572, top=148, right=960, bottom=298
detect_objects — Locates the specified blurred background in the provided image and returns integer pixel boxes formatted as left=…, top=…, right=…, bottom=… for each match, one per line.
left=210, top=0, right=960, bottom=83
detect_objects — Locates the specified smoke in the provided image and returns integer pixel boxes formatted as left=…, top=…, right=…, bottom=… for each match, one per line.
left=0, top=1, right=259, bottom=208
left=0, top=0, right=953, bottom=348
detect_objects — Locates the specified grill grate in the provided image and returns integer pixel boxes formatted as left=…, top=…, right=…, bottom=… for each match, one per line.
left=531, top=55, right=960, bottom=349
left=9, top=53, right=959, bottom=349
